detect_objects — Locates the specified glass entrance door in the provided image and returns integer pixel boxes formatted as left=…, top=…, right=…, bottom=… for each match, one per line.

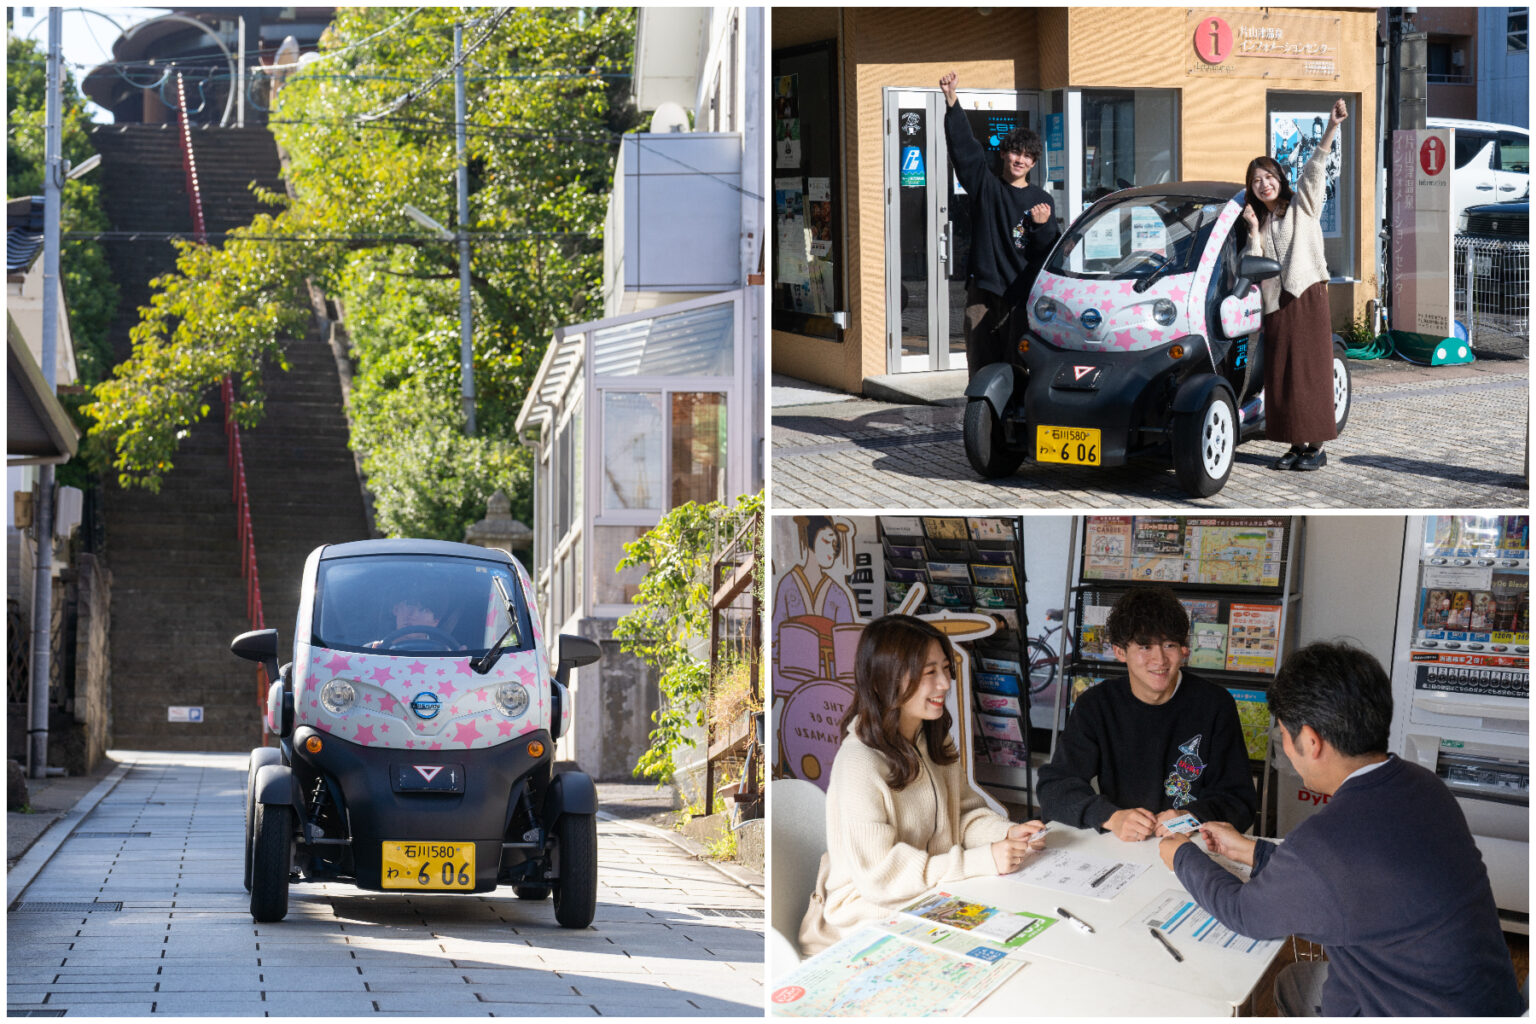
left=884, top=88, right=1042, bottom=373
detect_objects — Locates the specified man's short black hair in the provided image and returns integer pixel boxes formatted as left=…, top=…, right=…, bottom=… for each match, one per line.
left=1104, top=587, right=1189, bottom=649
left=999, top=126, right=1043, bottom=163
left=1269, top=641, right=1393, bottom=757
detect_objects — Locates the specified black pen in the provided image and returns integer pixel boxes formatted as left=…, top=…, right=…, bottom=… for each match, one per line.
left=1149, top=926, right=1184, bottom=962
left=1056, top=907, right=1095, bottom=934
left=1088, top=865, right=1116, bottom=888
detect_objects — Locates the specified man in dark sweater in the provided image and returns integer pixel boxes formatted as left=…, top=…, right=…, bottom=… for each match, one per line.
left=1161, top=642, right=1522, bottom=1016
left=939, top=71, right=1059, bottom=379
left=1038, top=588, right=1257, bottom=840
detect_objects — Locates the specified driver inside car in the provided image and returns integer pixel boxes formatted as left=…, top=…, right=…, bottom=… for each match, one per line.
left=368, top=587, right=464, bottom=650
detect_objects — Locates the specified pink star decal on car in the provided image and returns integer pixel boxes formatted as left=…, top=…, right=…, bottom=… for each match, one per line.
left=474, top=689, right=488, bottom=702
left=377, top=693, right=399, bottom=714
left=497, top=720, right=516, bottom=737
left=353, top=725, right=377, bottom=744
left=516, top=664, right=536, bottom=685
left=454, top=659, right=474, bottom=677
left=453, top=721, right=482, bottom=744
left=438, top=680, right=457, bottom=700
left=408, top=661, right=427, bottom=675
left=325, top=653, right=351, bottom=672
left=1166, top=285, right=1188, bottom=303
left=371, top=667, right=393, bottom=685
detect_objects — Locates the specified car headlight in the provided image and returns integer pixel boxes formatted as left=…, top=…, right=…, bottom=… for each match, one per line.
left=1152, top=299, right=1177, bottom=326
left=1034, top=296, right=1056, bottom=323
left=494, top=682, right=530, bottom=718
left=320, top=679, right=356, bottom=714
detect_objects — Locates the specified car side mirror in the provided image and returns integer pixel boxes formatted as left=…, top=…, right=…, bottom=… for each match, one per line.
left=1234, top=254, right=1282, bottom=298
left=231, top=628, right=282, bottom=687
left=555, top=634, right=602, bottom=687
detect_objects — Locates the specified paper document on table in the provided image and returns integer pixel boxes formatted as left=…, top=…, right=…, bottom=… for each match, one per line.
left=899, top=892, right=1057, bottom=948
left=769, top=926, right=1026, bottom=1017
left=1002, top=848, right=1147, bottom=899
left=1132, top=889, right=1283, bottom=958
left=875, top=916, right=1015, bottom=963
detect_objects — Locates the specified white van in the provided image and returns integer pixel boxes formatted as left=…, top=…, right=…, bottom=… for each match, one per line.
left=1427, top=118, right=1530, bottom=228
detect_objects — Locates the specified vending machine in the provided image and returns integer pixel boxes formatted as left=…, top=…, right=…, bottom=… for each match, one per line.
left=1389, top=515, right=1528, bottom=931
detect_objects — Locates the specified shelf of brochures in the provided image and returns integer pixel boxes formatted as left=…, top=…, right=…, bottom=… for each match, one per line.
left=1060, top=517, right=1303, bottom=831
left=877, top=515, right=1032, bottom=809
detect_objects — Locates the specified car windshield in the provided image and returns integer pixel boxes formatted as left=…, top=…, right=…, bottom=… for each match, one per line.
left=1046, top=196, right=1227, bottom=282
left=312, top=554, right=528, bottom=657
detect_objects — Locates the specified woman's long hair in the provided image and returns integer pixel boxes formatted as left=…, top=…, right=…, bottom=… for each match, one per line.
left=840, top=614, right=958, bottom=789
left=1245, top=155, right=1293, bottom=225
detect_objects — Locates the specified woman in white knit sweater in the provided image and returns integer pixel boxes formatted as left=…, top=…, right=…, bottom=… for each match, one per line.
left=1242, top=97, right=1348, bottom=472
left=798, top=614, right=1046, bottom=955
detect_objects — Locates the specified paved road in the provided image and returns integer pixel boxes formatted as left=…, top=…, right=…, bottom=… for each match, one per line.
left=772, top=359, right=1529, bottom=509
left=8, top=752, right=763, bottom=1017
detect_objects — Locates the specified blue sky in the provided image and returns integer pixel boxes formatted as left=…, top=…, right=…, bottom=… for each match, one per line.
left=12, top=8, right=171, bottom=121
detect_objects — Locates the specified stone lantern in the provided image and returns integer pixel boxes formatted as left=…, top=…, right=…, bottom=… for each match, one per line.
left=463, top=490, right=533, bottom=564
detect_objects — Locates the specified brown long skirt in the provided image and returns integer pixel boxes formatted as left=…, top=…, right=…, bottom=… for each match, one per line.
left=1262, top=281, right=1337, bottom=445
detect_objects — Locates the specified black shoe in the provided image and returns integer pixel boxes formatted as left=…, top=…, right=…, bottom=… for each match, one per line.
left=1294, top=446, right=1327, bottom=470
left=1271, top=446, right=1304, bottom=470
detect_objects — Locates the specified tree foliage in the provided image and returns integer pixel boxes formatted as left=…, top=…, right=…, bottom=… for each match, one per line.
left=614, top=491, right=764, bottom=782
left=84, top=7, right=639, bottom=534
left=7, top=36, right=118, bottom=386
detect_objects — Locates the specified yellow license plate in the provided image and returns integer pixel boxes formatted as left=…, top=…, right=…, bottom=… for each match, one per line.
left=1036, top=425, right=1102, bottom=466
left=380, top=841, right=476, bottom=890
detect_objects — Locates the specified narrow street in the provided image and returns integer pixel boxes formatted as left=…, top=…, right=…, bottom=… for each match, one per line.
left=8, top=752, right=763, bottom=1017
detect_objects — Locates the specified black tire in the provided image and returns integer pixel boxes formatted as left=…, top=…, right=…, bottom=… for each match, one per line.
left=513, top=885, right=551, bottom=901
left=963, top=399, right=1025, bottom=478
left=244, top=748, right=281, bottom=894
left=1172, top=388, right=1237, bottom=497
left=552, top=812, right=597, bottom=929
left=1025, top=639, right=1057, bottom=696
left=250, top=801, right=293, bottom=923
left=1331, top=342, right=1352, bottom=435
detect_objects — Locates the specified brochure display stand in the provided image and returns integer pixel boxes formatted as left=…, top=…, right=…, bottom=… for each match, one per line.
left=878, top=516, right=1031, bottom=810
left=1057, top=516, right=1301, bottom=833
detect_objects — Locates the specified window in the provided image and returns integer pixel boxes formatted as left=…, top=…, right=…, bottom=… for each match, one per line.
left=592, top=525, right=647, bottom=606
left=1454, top=130, right=1493, bottom=171
left=670, top=392, right=727, bottom=506
left=1080, top=90, right=1178, bottom=205
left=1267, top=92, right=1355, bottom=279
left=600, top=391, right=664, bottom=512
left=1497, top=131, right=1530, bottom=174
left=1510, top=9, right=1528, bottom=53
left=772, top=40, right=843, bottom=340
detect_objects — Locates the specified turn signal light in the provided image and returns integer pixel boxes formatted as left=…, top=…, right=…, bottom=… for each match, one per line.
left=527, top=740, right=545, bottom=758
left=305, top=735, right=323, bottom=754
left=1016, top=337, right=1030, bottom=356
left=1169, top=344, right=1186, bottom=360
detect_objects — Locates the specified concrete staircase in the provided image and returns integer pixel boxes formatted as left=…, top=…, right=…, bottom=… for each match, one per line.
left=91, top=124, right=370, bottom=752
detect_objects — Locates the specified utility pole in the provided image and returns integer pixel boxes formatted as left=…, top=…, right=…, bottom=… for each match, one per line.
left=29, top=6, right=63, bottom=779
left=454, top=23, right=476, bottom=435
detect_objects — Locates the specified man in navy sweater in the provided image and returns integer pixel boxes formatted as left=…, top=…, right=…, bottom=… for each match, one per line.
left=939, top=71, right=1059, bottom=379
left=1161, top=641, right=1522, bottom=1016
left=1038, top=587, right=1257, bottom=840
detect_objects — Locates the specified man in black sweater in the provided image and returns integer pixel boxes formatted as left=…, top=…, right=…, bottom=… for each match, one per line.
left=939, top=71, right=1059, bottom=379
left=1162, top=641, right=1522, bottom=1016
left=1038, top=588, right=1258, bottom=840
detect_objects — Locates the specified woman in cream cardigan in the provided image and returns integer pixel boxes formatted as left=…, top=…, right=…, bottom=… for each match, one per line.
left=1242, top=97, right=1348, bottom=472
left=798, top=614, right=1046, bottom=955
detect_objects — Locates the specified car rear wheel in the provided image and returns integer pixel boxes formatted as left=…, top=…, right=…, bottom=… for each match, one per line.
left=1331, top=342, right=1352, bottom=435
left=244, top=747, right=281, bottom=893
left=552, top=812, right=597, bottom=929
left=963, top=399, right=1025, bottom=478
left=1173, top=388, right=1236, bottom=497
left=250, top=801, right=293, bottom=923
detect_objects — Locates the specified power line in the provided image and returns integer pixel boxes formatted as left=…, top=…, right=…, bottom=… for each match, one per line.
left=358, top=7, right=514, bottom=123
left=63, top=230, right=596, bottom=244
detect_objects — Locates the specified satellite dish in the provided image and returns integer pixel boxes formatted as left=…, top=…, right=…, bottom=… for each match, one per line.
left=649, top=101, right=690, bottom=134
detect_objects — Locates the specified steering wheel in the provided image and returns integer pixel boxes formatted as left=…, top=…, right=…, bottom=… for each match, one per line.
left=1111, top=249, right=1171, bottom=275
left=377, top=625, right=459, bottom=650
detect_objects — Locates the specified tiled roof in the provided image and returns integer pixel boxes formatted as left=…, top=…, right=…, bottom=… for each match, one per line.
left=7, top=196, right=45, bottom=275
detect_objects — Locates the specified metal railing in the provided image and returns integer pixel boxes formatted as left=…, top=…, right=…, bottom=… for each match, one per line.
left=1454, top=235, right=1530, bottom=358
left=177, top=75, right=268, bottom=718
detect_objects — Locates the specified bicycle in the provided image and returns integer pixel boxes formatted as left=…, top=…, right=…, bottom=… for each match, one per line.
left=1024, top=608, right=1076, bottom=696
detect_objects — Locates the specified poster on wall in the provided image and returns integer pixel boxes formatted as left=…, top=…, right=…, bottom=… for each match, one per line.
left=1271, top=112, right=1342, bottom=237
left=774, top=74, right=801, bottom=169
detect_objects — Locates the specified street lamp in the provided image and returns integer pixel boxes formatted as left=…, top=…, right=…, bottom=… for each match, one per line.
left=400, top=202, right=475, bottom=435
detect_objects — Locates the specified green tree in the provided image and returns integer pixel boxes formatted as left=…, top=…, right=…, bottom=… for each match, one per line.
left=7, top=36, right=118, bottom=387
left=84, top=7, right=639, bottom=535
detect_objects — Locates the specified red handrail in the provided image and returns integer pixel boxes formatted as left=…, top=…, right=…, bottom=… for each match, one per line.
left=176, top=77, right=267, bottom=716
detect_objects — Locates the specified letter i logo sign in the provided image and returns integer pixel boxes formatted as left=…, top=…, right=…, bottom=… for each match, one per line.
left=1420, top=137, right=1446, bottom=177
left=1195, top=17, right=1233, bottom=64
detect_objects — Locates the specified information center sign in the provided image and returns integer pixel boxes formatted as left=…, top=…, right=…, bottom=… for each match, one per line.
left=1391, top=129, right=1455, bottom=340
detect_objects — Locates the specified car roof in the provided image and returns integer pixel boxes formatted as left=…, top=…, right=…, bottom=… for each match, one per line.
left=1093, top=181, right=1244, bottom=203
left=1427, top=117, right=1529, bottom=135
left=319, top=538, right=514, bottom=562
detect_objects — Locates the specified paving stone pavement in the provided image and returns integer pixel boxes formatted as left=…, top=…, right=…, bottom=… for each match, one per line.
left=8, top=752, right=763, bottom=1017
left=771, top=361, right=1530, bottom=509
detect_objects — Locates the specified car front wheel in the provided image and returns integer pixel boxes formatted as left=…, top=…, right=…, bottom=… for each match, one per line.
left=1173, top=388, right=1236, bottom=497
left=963, top=399, right=1026, bottom=478
left=552, top=813, right=597, bottom=929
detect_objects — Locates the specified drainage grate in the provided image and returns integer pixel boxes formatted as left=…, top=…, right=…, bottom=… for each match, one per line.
left=689, top=907, right=764, bottom=919
left=13, top=902, right=123, bottom=913
left=72, top=832, right=150, bottom=839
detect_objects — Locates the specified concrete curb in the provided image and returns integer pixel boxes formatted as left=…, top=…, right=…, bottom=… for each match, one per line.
left=596, top=810, right=765, bottom=895
left=7, top=760, right=133, bottom=909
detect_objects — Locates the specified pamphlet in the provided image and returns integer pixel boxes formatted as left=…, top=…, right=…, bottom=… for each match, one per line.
left=1189, top=621, right=1229, bottom=671
left=900, top=892, right=1056, bottom=948
left=1002, top=848, right=1147, bottom=899
left=768, top=926, right=1025, bottom=1017
left=1131, top=889, right=1282, bottom=959
left=1225, top=603, right=1281, bottom=674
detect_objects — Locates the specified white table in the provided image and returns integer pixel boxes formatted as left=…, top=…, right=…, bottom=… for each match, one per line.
left=950, top=824, right=1279, bottom=1016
